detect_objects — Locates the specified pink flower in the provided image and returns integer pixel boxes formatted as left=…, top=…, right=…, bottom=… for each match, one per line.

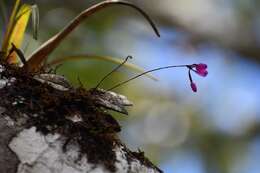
left=190, top=82, right=197, bottom=92
left=194, top=63, right=208, bottom=77
left=187, top=63, right=208, bottom=92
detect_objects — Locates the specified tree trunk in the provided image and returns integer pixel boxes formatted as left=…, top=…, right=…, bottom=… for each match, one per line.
left=0, top=62, right=162, bottom=173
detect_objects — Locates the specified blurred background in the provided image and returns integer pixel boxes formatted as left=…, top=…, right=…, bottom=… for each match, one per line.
left=1, top=0, right=260, bottom=173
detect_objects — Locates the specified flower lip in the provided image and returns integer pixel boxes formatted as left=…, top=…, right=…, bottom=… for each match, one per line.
left=195, top=69, right=208, bottom=77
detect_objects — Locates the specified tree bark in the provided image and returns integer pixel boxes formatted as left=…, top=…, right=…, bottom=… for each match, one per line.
left=0, top=62, right=162, bottom=173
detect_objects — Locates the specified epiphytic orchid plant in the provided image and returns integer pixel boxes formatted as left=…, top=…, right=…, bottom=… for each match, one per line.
left=0, top=0, right=207, bottom=93
left=0, top=0, right=159, bottom=79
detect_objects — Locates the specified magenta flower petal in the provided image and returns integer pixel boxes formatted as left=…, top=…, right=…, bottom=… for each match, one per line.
left=195, top=63, right=207, bottom=71
left=190, top=82, right=197, bottom=92
left=194, top=63, right=208, bottom=77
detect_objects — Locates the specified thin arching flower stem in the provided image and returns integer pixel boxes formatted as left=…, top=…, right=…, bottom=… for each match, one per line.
left=107, top=64, right=188, bottom=91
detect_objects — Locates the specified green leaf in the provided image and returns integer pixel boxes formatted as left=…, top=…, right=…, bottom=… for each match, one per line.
left=4, top=4, right=32, bottom=63
left=0, top=0, right=8, bottom=25
left=1, top=0, right=21, bottom=54
left=31, top=4, right=39, bottom=40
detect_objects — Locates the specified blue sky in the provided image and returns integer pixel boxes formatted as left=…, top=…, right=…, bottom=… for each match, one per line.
left=106, top=25, right=260, bottom=173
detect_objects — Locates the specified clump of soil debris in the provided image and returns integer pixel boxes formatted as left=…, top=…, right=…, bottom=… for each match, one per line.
left=0, top=58, right=162, bottom=173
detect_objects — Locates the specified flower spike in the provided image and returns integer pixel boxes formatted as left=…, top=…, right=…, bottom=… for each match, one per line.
left=187, top=63, right=208, bottom=92
left=106, top=62, right=208, bottom=92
